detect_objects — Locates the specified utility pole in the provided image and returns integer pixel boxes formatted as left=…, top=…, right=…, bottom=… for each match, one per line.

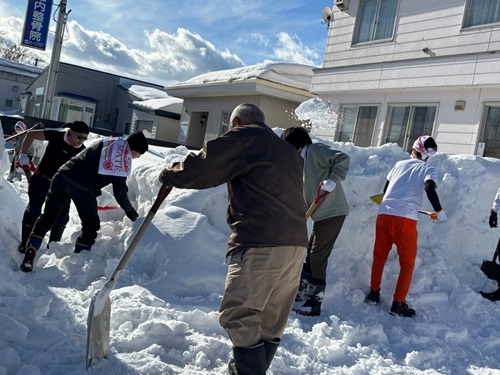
left=42, top=0, right=70, bottom=120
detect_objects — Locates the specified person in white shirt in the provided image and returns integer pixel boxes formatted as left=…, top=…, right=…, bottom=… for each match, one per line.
left=365, top=135, right=447, bottom=317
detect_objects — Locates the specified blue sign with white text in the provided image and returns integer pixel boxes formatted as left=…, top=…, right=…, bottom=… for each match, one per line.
left=21, top=0, right=53, bottom=50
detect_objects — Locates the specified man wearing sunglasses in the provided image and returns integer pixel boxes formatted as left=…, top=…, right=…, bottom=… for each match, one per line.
left=16, top=121, right=89, bottom=254
left=20, top=131, right=149, bottom=272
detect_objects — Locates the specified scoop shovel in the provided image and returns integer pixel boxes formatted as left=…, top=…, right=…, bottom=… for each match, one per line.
left=85, top=184, right=172, bottom=368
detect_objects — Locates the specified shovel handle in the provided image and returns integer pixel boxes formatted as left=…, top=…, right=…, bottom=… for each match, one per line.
left=110, top=184, right=173, bottom=279
left=305, top=182, right=330, bottom=220
left=5, top=122, right=44, bottom=142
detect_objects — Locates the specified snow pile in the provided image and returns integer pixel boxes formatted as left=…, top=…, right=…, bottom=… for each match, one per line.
left=1, top=114, right=500, bottom=374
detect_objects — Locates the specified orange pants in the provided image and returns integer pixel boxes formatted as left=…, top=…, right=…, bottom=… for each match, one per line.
left=370, top=214, right=418, bottom=302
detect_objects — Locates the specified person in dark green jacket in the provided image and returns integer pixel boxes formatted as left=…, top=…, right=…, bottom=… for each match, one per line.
left=282, top=126, right=350, bottom=316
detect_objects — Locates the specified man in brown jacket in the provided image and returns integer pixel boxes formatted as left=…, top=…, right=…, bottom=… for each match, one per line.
left=159, top=103, right=308, bottom=375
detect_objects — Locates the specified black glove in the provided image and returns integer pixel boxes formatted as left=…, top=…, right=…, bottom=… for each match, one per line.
left=126, top=208, right=139, bottom=222
left=489, top=210, right=498, bottom=228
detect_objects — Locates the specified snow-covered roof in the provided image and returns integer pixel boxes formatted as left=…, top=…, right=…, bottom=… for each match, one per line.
left=130, top=97, right=183, bottom=113
left=169, top=62, right=315, bottom=91
left=0, top=57, right=42, bottom=78
left=119, top=83, right=170, bottom=101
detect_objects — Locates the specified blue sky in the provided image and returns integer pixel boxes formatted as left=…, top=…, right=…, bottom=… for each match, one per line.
left=0, top=0, right=331, bottom=85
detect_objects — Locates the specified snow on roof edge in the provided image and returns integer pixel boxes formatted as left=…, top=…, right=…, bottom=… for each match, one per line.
left=168, top=62, right=315, bottom=92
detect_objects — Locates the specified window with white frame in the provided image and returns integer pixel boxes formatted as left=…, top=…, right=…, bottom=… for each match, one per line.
left=219, top=111, right=230, bottom=136
left=337, top=105, right=378, bottom=146
left=353, top=0, right=399, bottom=44
left=463, top=0, right=500, bottom=28
left=384, top=104, right=437, bottom=152
left=52, top=97, right=96, bottom=126
left=478, top=104, right=500, bottom=158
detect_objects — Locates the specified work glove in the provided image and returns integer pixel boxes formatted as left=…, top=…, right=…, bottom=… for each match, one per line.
left=489, top=210, right=498, bottom=228
left=428, top=210, right=447, bottom=222
left=158, top=169, right=170, bottom=185
left=18, top=154, right=30, bottom=166
left=125, top=208, right=139, bottom=222
left=321, top=179, right=336, bottom=193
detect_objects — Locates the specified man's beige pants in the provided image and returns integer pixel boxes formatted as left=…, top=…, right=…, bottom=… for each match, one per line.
left=219, top=246, right=305, bottom=348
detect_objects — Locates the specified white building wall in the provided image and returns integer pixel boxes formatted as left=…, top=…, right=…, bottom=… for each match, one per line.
left=311, top=0, right=500, bottom=155
left=323, top=0, right=498, bottom=70
left=324, top=86, right=500, bottom=155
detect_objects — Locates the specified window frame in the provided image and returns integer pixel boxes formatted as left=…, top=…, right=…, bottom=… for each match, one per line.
left=477, top=102, right=500, bottom=158
left=352, top=0, right=399, bottom=45
left=462, top=0, right=500, bottom=29
left=383, top=103, right=438, bottom=152
left=51, top=96, right=96, bottom=126
left=337, top=104, right=379, bottom=146
left=219, top=110, right=231, bottom=136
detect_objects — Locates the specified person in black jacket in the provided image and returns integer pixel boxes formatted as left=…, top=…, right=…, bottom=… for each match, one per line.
left=19, top=131, right=149, bottom=272
left=17, top=121, right=89, bottom=254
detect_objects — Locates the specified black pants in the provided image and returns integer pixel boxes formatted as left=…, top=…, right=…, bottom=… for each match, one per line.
left=32, top=173, right=100, bottom=246
left=304, top=215, right=346, bottom=283
left=21, top=174, right=70, bottom=243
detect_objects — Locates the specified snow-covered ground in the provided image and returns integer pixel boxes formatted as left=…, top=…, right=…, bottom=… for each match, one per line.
left=1, top=122, right=500, bottom=374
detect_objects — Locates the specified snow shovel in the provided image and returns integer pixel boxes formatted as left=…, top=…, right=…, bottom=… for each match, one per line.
left=85, top=183, right=173, bottom=369
left=305, top=182, right=330, bottom=220
left=481, top=237, right=500, bottom=283
left=370, top=193, right=429, bottom=215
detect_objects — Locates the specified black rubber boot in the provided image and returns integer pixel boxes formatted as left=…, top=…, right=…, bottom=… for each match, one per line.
left=263, top=339, right=280, bottom=371
left=18, top=224, right=33, bottom=254
left=296, top=283, right=325, bottom=317
left=20, top=235, right=43, bottom=272
left=228, top=342, right=266, bottom=375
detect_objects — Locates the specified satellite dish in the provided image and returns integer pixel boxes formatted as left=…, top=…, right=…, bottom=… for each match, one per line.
left=321, top=6, right=332, bottom=24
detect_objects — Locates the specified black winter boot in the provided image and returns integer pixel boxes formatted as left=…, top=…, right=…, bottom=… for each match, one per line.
left=296, top=284, right=325, bottom=317
left=228, top=342, right=266, bottom=375
left=20, top=235, right=43, bottom=272
left=480, top=288, right=500, bottom=301
left=292, top=274, right=311, bottom=312
left=390, top=301, right=416, bottom=317
left=263, top=339, right=280, bottom=371
left=365, top=289, right=381, bottom=305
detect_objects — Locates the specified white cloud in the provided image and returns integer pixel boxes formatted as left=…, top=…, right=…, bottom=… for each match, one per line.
left=272, top=32, right=321, bottom=67
left=250, top=33, right=270, bottom=47
left=0, top=17, right=244, bottom=85
left=0, top=5, right=323, bottom=85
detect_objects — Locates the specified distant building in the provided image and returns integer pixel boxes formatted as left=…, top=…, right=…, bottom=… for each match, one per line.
left=311, top=0, right=500, bottom=157
left=165, top=62, right=316, bottom=149
left=20, top=62, right=181, bottom=140
left=128, top=87, right=183, bottom=141
left=0, top=58, right=42, bottom=115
